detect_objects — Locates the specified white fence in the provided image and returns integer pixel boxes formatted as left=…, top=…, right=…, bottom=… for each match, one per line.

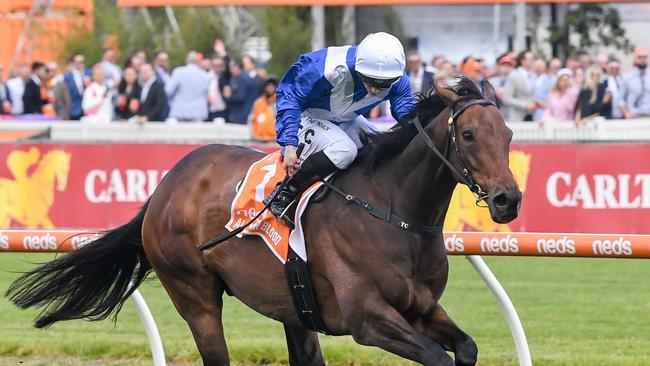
left=1, top=119, right=650, bottom=143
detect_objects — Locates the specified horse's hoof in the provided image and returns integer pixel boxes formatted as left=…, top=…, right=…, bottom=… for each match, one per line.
left=454, top=336, right=478, bottom=366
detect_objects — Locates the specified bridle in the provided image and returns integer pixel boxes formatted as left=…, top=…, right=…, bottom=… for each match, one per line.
left=411, top=98, right=497, bottom=205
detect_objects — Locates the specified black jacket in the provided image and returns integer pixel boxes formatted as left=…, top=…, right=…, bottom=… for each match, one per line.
left=138, top=80, right=168, bottom=122
left=22, top=78, right=45, bottom=114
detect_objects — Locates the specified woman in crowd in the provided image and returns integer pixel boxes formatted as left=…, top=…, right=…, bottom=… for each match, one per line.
left=115, top=67, right=141, bottom=120
left=542, top=68, right=579, bottom=122
left=82, top=65, right=113, bottom=123
left=575, top=65, right=612, bottom=122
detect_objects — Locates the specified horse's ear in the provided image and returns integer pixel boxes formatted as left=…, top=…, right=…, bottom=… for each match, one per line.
left=480, top=80, right=498, bottom=104
left=434, top=82, right=459, bottom=107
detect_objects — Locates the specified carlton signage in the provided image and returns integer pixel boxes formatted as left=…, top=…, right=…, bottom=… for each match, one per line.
left=0, top=143, right=649, bottom=233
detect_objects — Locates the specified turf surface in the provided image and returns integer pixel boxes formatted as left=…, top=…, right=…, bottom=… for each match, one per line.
left=1, top=253, right=649, bottom=365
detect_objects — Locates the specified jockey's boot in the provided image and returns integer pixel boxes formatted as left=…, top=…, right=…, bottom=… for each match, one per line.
left=266, top=151, right=338, bottom=222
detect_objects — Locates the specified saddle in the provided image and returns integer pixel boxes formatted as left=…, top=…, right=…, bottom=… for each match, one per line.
left=226, top=151, right=332, bottom=333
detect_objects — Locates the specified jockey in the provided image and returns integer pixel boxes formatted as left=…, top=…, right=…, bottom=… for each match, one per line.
left=266, top=32, right=415, bottom=218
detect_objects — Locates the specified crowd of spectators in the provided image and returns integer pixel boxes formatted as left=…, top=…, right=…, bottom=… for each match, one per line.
left=1, top=39, right=649, bottom=142
left=401, top=47, right=650, bottom=124
left=0, top=39, right=278, bottom=140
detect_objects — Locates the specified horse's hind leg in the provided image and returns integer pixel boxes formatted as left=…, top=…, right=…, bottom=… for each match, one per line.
left=146, top=234, right=230, bottom=366
left=283, top=324, right=326, bottom=366
left=414, top=303, right=478, bottom=366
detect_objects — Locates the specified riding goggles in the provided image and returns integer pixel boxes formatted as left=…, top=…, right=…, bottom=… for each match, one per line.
left=358, top=73, right=400, bottom=89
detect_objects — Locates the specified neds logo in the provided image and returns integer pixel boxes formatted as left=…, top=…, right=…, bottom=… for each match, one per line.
left=23, top=233, right=58, bottom=251
left=480, top=235, right=519, bottom=253
left=0, top=232, right=9, bottom=250
left=444, top=234, right=465, bottom=252
left=71, top=234, right=100, bottom=250
left=536, top=236, right=576, bottom=255
left=592, top=237, right=632, bottom=256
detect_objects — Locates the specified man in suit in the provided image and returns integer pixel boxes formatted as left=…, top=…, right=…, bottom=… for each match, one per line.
left=63, top=53, right=86, bottom=120
left=136, top=64, right=168, bottom=123
left=153, top=51, right=171, bottom=86
left=22, top=62, right=48, bottom=114
left=619, top=48, right=650, bottom=119
left=165, top=51, right=211, bottom=121
left=502, top=50, right=540, bottom=121
left=224, top=58, right=257, bottom=124
left=407, top=51, right=434, bottom=94
left=0, top=65, right=12, bottom=115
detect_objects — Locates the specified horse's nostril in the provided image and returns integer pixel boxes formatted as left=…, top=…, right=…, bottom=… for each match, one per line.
left=493, top=193, right=508, bottom=207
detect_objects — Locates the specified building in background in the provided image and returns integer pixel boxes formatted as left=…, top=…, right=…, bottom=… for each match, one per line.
left=0, top=0, right=93, bottom=78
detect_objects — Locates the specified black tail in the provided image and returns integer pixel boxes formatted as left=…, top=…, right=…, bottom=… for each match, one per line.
left=5, top=202, right=152, bottom=328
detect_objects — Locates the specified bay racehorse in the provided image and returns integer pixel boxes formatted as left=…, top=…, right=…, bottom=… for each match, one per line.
left=7, top=77, right=521, bottom=366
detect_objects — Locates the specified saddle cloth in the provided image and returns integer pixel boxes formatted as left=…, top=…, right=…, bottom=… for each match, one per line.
left=225, top=151, right=323, bottom=263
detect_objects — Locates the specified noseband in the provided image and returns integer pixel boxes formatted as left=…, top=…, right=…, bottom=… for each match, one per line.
left=411, top=98, right=496, bottom=205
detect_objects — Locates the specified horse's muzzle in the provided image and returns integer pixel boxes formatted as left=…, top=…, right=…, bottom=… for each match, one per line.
left=489, top=187, right=522, bottom=224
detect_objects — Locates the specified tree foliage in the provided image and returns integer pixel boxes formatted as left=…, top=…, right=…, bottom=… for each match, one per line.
left=62, top=1, right=223, bottom=68
left=265, top=6, right=311, bottom=76
left=548, top=3, right=633, bottom=58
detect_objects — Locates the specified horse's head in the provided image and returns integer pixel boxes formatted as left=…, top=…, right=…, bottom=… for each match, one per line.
left=435, top=79, right=521, bottom=224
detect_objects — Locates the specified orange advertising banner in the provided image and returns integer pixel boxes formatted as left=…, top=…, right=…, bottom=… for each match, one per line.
left=3, top=230, right=650, bottom=259
left=118, top=0, right=647, bottom=6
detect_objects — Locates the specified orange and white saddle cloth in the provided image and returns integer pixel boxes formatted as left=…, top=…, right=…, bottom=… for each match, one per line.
left=225, top=151, right=324, bottom=263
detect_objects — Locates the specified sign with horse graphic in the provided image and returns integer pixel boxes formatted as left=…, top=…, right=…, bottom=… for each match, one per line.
left=0, top=142, right=648, bottom=233
left=0, top=147, right=71, bottom=228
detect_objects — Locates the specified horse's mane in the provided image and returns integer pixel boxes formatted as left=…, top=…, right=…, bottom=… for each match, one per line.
left=359, top=75, right=485, bottom=175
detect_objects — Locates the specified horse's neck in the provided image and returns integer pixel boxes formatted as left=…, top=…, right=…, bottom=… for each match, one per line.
left=385, top=110, right=458, bottom=227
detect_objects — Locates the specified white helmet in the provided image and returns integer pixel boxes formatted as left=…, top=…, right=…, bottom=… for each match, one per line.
left=355, top=32, right=406, bottom=81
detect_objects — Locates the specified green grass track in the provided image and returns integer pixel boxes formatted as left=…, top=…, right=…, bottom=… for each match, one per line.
left=1, top=253, right=649, bottom=365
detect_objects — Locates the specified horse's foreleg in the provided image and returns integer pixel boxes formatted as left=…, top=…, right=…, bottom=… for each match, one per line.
left=414, top=303, right=478, bottom=366
left=343, top=295, right=454, bottom=366
left=283, top=324, right=326, bottom=366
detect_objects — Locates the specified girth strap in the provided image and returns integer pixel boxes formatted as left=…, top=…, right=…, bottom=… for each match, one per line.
left=285, top=247, right=331, bottom=334
left=321, top=179, right=442, bottom=235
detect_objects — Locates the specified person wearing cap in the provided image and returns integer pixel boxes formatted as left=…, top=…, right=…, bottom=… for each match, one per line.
left=542, top=68, right=579, bottom=122
left=461, top=57, right=483, bottom=85
left=266, top=32, right=414, bottom=218
left=618, top=47, right=650, bottom=118
left=487, top=53, right=514, bottom=116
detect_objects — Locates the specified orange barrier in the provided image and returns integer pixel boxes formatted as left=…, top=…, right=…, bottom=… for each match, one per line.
left=445, top=232, right=650, bottom=258
left=0, top=230, right=100, bottom=253
left=2, top=230, right=650, bottom=259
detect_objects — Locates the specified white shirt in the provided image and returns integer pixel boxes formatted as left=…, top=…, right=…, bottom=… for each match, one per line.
left=6, top=77, right=25, bottom=115
left=82, top=82, right=113, bottom=123
left=72, top=69, right=84, bottom=93
left=518, top=67, right=536, bottom=93
left=140, top=78, right=155, bottom=102
left=607, top=75, right=622, bottom=119
left=208, top=71, right=226, bottom=112
left=409, top=67, right=424, bottom=94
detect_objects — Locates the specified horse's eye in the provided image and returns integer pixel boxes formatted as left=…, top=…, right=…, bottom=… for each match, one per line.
left=462, top=130, right=474, bottom=142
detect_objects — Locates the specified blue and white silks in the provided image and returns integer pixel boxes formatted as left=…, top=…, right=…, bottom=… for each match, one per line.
left=275, top=45, right=414, bottom=147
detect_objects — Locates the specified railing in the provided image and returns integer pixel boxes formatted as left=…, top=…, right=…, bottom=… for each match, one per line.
left=2, top=118, right=650, bottom=142
left=4, top=229, right=650, bottom=366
